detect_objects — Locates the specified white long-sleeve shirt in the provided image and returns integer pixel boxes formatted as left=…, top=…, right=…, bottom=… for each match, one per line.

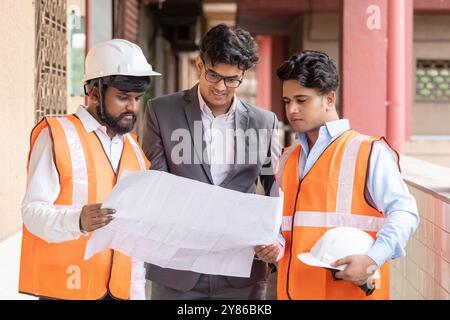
left=197, top=87, right=236, bottom=186
left=21, top=106, right=146, bottom=300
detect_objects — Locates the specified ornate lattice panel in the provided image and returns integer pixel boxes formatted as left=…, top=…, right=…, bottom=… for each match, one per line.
left=416, top=60, right=450, bottom=103
left=35, top=0, right=68, bottom=123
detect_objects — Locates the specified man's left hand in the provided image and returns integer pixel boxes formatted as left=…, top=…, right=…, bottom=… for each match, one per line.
left=331, top=255, right=378, bottom=286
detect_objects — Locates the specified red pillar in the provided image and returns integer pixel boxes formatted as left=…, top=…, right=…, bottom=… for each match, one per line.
left=270, top=36, right=287, bottom=121
left=387, top=0, right=408, bottom=153
left=405, top=1, right=414, bottom=141
left=256, top=35, right=287, bottom=120
left=342, top=0, right=388, bottom=137
left=256, top=35, right=272, bottom=111
left=85, top=0, right=91, bottom=54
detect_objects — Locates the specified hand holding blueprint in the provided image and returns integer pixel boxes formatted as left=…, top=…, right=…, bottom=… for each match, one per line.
left=84, top=170, right=283, bottom=277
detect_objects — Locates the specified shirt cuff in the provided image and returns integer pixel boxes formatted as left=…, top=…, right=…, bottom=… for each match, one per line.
left=62, top=208, right=84, bottom=235
left=366, top=240, right=392, bottom=268
left=130, top=259, right=146, bottom=300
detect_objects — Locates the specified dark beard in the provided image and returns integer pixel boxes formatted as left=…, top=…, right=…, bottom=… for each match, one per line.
left=98, top=106, right=137, bottom=135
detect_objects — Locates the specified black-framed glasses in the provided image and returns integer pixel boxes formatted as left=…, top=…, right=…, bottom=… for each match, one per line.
left=201, top=60, right=244, bottom=88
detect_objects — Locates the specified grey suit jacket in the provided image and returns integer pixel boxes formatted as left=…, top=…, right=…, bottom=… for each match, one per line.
left=141, top=84, right=280, bottom=292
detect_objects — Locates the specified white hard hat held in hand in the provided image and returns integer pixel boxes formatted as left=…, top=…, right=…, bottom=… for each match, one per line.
left=297, top=227, right=376, bottom=271
left=83, top=39, right=161, bottom=83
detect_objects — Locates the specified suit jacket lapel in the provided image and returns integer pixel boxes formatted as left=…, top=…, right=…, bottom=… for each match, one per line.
left=183, top=84, right=214, bottom=184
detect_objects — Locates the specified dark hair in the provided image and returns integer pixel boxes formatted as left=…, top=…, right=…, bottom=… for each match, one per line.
left=200, top=23, right=259, bottom=71
left=276, top=51, right=339, bottom=94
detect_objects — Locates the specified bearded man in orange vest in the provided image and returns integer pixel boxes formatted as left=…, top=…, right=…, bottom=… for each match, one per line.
left=256, top=51, right=419, bottom=300
left=19, top=39, right=161, bottom=300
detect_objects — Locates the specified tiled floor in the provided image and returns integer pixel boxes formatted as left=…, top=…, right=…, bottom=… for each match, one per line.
left=0, top=231, right=36, bottom=300
left=2, top=228, right=447, bottom=300
left=0, top=231, right=277, bottom=300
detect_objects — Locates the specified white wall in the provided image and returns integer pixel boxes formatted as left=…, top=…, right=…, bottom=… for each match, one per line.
left=0, top=0, right=35, bottom=242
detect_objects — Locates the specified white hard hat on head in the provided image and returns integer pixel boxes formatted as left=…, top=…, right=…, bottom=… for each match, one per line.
left=83, top=39, right=161, bottom=83
left=297, top=227, right=376, bottom=271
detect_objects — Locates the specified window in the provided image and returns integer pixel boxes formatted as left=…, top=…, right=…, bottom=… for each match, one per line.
left=68, top=9, right=86, bottom=96
left=416, top=60, right=450, bottom=103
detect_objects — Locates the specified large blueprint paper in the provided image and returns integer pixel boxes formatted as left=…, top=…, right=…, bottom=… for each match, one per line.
left=84, top=170, right=283, bottom=278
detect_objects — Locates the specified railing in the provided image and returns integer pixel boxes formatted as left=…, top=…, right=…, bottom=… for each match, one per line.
left=391, top=155, right=449, bottom=300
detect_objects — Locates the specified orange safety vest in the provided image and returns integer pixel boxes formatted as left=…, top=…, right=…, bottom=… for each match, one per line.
left=19, top=114, right=150, bottom=300
left=276, top=130, right=399, bottom=300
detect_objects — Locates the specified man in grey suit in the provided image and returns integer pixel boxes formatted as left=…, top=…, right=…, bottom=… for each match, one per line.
left=141, top=24, right=283, bottom=300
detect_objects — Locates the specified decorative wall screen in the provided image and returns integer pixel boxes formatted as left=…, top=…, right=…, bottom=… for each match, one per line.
left=35, top=0, right=68, bottom=123
left=416, top=60, right=450, bottom=103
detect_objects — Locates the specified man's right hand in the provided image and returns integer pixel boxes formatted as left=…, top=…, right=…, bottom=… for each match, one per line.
left=79, top=203, right=116, bottom=232
left=255, top=241, right=284, bottom=263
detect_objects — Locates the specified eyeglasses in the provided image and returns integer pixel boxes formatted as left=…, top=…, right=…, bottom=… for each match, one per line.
left=201, top=60, right=243, bottom=88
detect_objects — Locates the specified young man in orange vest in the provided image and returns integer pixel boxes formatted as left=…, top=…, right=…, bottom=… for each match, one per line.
left=259, top=51, right=419, bottom=300
left=19, top=39, right=160, bottom=300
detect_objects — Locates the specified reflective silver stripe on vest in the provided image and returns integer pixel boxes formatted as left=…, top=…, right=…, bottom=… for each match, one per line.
left=56, top=117, right=89, bottom=206
left=282, top=211, right=385, bottom=232
left=335, top=134, right=370, bottom=214
left=126, top=134, right=146, bottom=170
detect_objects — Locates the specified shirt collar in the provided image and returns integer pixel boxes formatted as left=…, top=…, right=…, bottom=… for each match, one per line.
left=75, top=105, right=104, bottom=133
left=75, top=105, right=123, bottom=139
left=295, top=119, right=350, bottom=153
left=324, top=118, right=350, bottom=138
left=197, top=86, right=236, bottom=119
